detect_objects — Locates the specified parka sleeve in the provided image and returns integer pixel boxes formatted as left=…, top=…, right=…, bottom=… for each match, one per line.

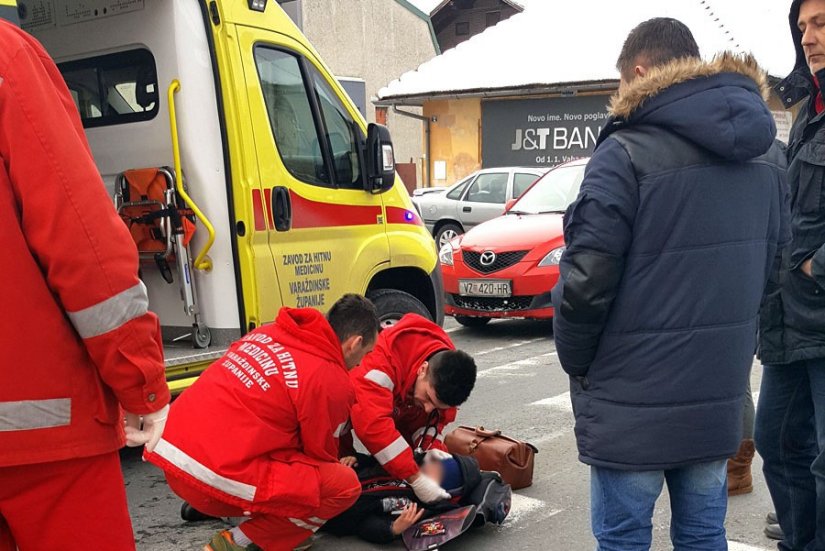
left=0, top=42, right=169, bottom=414
left=551, top=138, right=639, bottom=376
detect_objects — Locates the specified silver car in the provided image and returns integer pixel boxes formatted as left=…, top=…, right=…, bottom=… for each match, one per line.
left=413, top=167, right=549, bottom=249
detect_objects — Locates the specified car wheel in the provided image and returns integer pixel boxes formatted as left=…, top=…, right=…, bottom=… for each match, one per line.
left=454, top=316, right=491, bottom=327
left=367, top=289, right=432, bottom=329
left=435, top=223, right=463, bottom=249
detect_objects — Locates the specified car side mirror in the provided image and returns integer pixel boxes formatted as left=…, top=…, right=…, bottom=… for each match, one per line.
left=504, top=198, right=518, bottom=213
left=365, top=123, right=396, bottom=193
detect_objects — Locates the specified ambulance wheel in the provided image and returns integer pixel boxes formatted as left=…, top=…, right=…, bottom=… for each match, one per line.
left=454, top=316, right=491, bottom=327
left=368, top=289, right=431, bottom=329
left=193, top=325, right=212, bottom=349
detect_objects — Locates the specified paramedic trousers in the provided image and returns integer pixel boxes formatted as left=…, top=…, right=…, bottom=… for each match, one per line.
left=169, top=462, right=360, bottom=551
left=0, top=452, right=135, bottom=551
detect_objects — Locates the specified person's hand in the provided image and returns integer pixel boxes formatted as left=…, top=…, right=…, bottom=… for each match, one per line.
left=340, top=456, right=358, bottom=469
left=409, top=473, right=450, bottom=503
left=124, top=404, right=169, bottom=454
left=392, top=503, right=425, bottom=535
left=423, top=449, right=452, bottom=463
left=802, top=258, right=814, bottom=277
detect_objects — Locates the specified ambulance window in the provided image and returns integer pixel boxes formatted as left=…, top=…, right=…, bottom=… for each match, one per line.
left=57, top=49, right=158, bottom=128
left=255, top=48, right=331, bottom=187
left=310, top=68, right=362, bottom=189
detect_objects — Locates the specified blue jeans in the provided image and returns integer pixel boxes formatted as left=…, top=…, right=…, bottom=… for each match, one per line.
left=755, top=360, right=825, bottom=551
left=591, top=461, right=728, bottom=551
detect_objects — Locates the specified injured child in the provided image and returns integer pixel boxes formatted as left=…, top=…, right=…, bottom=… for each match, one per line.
left=322, top=452, right=511, bottom=545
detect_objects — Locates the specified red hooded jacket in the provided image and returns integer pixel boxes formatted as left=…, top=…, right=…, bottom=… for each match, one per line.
left=348, top=314, right=456, bottom=480
left=146, top=308, right=353, bottom=518
left=0, top=20, right=169, bottom=467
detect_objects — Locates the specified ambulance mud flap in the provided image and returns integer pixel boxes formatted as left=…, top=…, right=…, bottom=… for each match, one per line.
left=402, top=505, right=476, bottom=551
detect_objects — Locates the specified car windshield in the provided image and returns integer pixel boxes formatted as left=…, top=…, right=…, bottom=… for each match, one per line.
left=510, top=164, right=586, bottom=215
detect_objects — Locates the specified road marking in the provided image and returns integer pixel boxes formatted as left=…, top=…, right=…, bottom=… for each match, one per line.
left=475, top=339, right=546, bottom=357
left=529, top=391, right=572, bottom=412
left=476, top=352, right=555, bottom=378
left=728, top=542, right=772, bottom=551
left=504, top=494, right=561, bottom=526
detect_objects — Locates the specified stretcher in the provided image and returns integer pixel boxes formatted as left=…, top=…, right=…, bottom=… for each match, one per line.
left=115, top=167, right=211, bottom=348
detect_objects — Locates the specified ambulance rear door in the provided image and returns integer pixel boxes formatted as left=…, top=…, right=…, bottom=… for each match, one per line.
left=236, top=26, right=390, bottom=312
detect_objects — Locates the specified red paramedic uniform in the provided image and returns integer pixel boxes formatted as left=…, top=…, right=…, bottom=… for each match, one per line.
left=348, top=314, right=457, bottom=481
left=0, top=19, right=169, bottom=551
left=146, top=308, right=360, bottom=551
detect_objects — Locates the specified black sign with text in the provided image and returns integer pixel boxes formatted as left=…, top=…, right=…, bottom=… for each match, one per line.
left=482, top=95, right=611, bottom=168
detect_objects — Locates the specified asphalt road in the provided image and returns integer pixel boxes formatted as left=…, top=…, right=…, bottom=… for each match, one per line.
left=125, top=317, right=778, bottom=551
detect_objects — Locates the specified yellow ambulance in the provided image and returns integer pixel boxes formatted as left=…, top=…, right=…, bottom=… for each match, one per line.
left=16, top=0, right=442, bottom=392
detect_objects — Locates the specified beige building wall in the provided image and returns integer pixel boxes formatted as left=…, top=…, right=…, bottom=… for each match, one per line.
left=301, top=1, right=438, bottom=187
left=423, top=98, right=482, bottom=187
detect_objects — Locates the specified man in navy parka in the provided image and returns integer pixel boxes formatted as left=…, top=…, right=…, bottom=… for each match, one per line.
left=551, top=18, right=790, bottom=551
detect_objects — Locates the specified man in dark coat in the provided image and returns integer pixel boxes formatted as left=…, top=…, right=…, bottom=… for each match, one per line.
left=755, top=1, right=825, bottom=549
left=551, top=18, right=789, bottom=551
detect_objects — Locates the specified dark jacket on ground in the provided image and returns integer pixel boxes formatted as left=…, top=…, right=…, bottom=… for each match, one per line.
left=323, top=454, right=482, bottom=544
left=760, top=0, right=825, bottom=365
left=551, top=54, right=790, bottom=470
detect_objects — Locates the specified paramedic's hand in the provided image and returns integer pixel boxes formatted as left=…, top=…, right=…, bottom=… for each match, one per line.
left=340, top=456, right=358, bottom=469
left=124, top=404, right=170, bottom=453
left=409, top=473, right=450, bottom=504
left=424, top=449, right=452, bottom=463
left=392, top=503, right=425, bottom=536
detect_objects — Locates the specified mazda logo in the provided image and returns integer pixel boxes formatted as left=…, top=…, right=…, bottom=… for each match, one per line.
left=480, top=251, right=497, bottom=266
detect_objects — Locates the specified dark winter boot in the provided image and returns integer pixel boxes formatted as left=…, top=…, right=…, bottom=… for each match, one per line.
left=727, top=439, right=755, bottom=496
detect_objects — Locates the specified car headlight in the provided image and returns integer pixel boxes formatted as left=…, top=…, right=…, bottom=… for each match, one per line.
left=439, top=243, right=454, bottom=266
left=539, top=246, right=565, bottom=267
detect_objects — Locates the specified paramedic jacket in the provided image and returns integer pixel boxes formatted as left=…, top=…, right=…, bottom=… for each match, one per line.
left=146, top=308, right=354, bottom=518
left=551, top=53, right=789, bottom=470
left=0, top=19, right=169, bottom=467
left=347, top=314, right=457, bottom=481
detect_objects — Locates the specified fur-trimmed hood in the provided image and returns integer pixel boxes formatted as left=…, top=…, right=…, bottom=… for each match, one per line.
left=601, top=52, right=776, bottom=162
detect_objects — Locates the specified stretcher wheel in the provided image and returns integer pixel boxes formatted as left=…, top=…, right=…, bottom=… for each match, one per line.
left=193, top=325, right=212, bottom=349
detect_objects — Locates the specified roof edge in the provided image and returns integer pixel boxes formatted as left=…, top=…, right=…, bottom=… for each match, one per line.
left=393, top=0, right=442, bottom=54
left=376, top=80, right=622, bottom=105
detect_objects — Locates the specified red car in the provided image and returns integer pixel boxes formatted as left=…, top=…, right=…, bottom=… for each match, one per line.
left=439, top=158, right=587, bottom=326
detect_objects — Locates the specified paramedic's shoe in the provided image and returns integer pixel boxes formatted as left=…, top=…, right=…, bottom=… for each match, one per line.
left=181, top=501, right=219, bottom=522
left=203, top=530, right=262, bottom=551
left=293, top=537, right=313, bottom=551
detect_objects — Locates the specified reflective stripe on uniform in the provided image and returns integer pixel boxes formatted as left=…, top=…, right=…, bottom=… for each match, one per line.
left=374, top=435, right=409, bottom=465
left=289, top=518, right=320, bottom=532
left=153, top=439, right=257, bottom=502
left=0, top=398, right=71, bottom=432
left=308, top=517, right=326, bottom=526
left=333, top=420, right=349, bottom=438
left=67, top=281, right=149, bottom=339
left=363, top=369, right=394, bottom=392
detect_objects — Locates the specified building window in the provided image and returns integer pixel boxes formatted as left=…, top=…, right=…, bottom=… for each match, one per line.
left=486, top=11, right=501, bottom=28
left=455, top=21, right=469, bottom=36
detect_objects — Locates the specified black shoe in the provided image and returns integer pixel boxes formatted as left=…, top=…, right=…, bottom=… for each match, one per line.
left=765, top=523, right=784, bottom=541
left=181, top=501, right=219, bottom=522
left=766, top=511, right=778, bottom=524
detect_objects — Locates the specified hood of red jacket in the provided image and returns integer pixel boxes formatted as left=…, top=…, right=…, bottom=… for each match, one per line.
left=274, top=307, right=345, bottom=369
left=381, top=314, right=455, bottom=397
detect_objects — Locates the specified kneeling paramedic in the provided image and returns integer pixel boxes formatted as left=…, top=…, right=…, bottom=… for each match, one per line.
left=345, top=314, right=478, bottom=505
left=145, top=295, right=380, bottom=551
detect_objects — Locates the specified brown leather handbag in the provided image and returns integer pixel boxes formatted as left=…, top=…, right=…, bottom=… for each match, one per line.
left=444, top=426, right=538, bottom=490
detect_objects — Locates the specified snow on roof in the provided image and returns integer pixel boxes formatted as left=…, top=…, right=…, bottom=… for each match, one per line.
left=379, top=0, right=796, bottom=102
